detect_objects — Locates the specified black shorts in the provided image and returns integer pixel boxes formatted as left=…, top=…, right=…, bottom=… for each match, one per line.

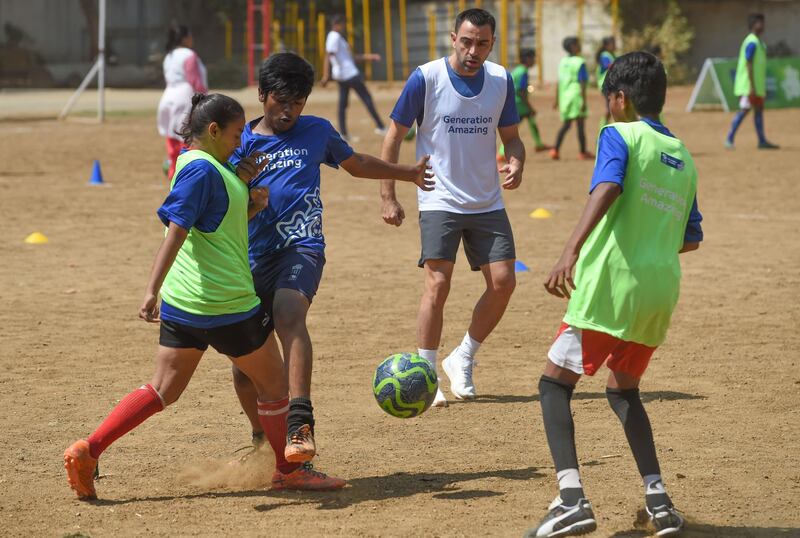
left=159, top=307, right=273, bottom=358
left=418, top=209, right=516, bottom=271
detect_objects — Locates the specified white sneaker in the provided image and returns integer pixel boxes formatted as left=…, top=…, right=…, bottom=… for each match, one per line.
left=431, top=382, right=448, bottom=407
left=442, top=350, right=476, bottom=400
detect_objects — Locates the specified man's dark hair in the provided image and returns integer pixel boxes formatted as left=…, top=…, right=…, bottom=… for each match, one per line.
left=602, top=51, right=667, bottom=116
left=520, top=48, right=536, bottom=62
left=747, top=13, right=764, bottom=30
left=562, top=36, right=579, bottom=54
left=454, top=8, right=495, bottom=35
left=330, top=13, right=346, bottom=26
left=258, top=52, right=315, bottom=101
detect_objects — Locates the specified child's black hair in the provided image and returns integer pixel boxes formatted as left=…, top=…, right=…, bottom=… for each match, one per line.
left=747, top=12, right=764, bottom=30
left=166, top=24, right=190, bottom=52
left=595, top=36, right=615, bottom=64
left=520, top=48, right=536, bottom=62
left=602, top=51, right=667, bottom=116
left=563, top=36, right=579, bottom=54
left=258, top=52, right=315, bottom=102
left=454, top=8, right=496, bottom=35
left=330, top=13, right=346, bottom=26
left=178, top=93, right=244, bottom=144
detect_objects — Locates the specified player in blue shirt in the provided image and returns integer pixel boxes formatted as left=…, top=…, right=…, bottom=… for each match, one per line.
left=230, top=52, right=433, bottom=471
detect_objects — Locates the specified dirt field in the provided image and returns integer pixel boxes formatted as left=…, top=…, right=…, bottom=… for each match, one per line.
left=1, top=84, right=798, bottom=537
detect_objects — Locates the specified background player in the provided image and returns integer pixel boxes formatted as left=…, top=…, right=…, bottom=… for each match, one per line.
left=63, top=93, right=344, bottom=500
left=230, top=52, right=433, bottom=467
left=499, top=48, right=548, bottom=160
left=526, top=52, right=703, bottom=537
left=595, top=36, right=616, bottom=127
left=551, top=37, right=592, bottom=161
left=726, top=13, right=779, bottom=150
left=321, top=14, right=386, bottom=142
left=380, top=8, right=525, bottom=406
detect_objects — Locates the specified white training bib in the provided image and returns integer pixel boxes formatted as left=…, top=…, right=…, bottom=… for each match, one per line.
left=416, top=58, right=508, bottom=214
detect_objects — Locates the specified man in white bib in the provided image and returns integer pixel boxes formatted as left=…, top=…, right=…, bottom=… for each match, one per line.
left=380, top=8, right=525, bottom=406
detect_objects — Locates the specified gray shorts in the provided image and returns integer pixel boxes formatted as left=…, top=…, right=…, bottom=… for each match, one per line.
left=418, top=209, right=516, bottom=271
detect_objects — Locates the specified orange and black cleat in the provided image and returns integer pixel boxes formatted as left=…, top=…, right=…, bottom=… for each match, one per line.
left=549, top=148, right=560, bottom=160
left=271, top=462, right=346, bottom=491
left=578, top=151, right=596, bottom=161
left=63, top=439, right=98, bottom=500
left=285, top=424, right=316, bottom=463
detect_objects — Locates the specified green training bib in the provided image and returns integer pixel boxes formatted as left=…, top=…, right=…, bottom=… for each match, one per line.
left=558, top=55, right=587, bottom=121
left=564, top=121, right=698, bottom=347
left=734, top=33, right=766, bottom=97
left=596, top=51, right=615, bottom=90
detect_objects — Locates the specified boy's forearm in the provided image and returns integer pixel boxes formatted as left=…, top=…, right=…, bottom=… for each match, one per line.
left=146, top=224, right=188, bottom=295
left=562, top=183, right=621, bottom=254
left=347, top=153, right=414, bottom=181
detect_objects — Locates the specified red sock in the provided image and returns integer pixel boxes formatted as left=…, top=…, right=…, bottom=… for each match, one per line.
left=257, top=397, right=299, bottom=474
left=87, top=384, right=164, bottom=459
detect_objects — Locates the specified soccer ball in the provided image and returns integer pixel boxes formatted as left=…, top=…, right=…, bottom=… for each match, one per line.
left=373, top=352, right=438, bottom=418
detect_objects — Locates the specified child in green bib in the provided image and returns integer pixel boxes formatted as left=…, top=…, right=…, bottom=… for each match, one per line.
left=595, top=36, right=616, bottom=128
left=726, top=13, right=779, bottom=149
left=551, top=37, right=592, bottom=161
left=64, top=93, right=345, bottom=501
left=526, top=52, right=703, bottom=538
left=498, top=48, right=549, bottom=160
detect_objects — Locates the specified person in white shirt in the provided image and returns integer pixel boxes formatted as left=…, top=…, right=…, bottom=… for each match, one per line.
left=380, top=9, right=525, bottom=407
left=321, top=14, right=386, bottom=141
left=157, top=24, right=208, bottom=179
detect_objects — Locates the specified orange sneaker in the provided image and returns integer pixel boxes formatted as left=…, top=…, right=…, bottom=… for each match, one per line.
left=64, top=439, right=98, bottom=500
left=285, top=424, right=316, bottom=463
left=549, top=148, right=560, bottom=160
left=271, top=462, right=346, bottom=491
left=579, top=151, right=595, bottom=161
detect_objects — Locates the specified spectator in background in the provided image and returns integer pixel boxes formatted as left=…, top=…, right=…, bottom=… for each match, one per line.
left=157, top=24, right=208, bottom=179
left=321, top=14, right=386, bottom=143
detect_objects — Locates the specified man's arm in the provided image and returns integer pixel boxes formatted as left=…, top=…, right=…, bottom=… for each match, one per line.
left=380, top=120, right=411, bottom=225
left=498, top=124, right=525, bottom=190
left=321, top=53, right=333, bottom=86
left=544, top=183, right=621, bottom=298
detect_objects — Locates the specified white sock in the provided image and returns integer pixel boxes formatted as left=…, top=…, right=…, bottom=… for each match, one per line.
left=458, top=332, right=481, bottom=359
left=417, top=348, right=438, bottom=373
left=556, top=468, right=583, bottom=491
left=644, top=474, right=665, bottom=494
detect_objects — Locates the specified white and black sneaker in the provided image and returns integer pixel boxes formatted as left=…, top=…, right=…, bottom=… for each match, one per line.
left=647, top=503, right=684, bottom=537
left=525, top=496, right=597, bottom=537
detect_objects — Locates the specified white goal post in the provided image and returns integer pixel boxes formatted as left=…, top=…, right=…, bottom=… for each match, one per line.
left=59, top=0, right=106, bottom=121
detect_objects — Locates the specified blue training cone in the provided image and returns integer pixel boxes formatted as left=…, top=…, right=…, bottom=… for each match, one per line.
left=88, top=160, right=104, bottom=185
left=514, top=260, right=530, bottom=273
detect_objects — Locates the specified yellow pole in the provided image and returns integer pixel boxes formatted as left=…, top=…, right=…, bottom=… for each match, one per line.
left=273, top=20, right=281, bottom=53
left=383, top=0, right=394, bottom=81
left=224, top=18, right=232, bottom=60
left=458, top=0, right=465, bottom=14
left=399, top=0, right=409, bottom=77
left=577, top=0, right=584, bottom=40
left=292, top=2, right=300, bottom=51
left=500, top=0, right=508, bottom=66
left=514, top=0, right=521, bottom=60
left=345, top=0, right=354, bottom=49
left=298, top=19, right=305, bottom=58
left=475, top=0, right=482, bottom=8
left=309, top=2, right=316, bottom=67
left=428, top=6, right=437, bottom=61
left=318, top=12, right=326, bottom=77
left=363, top=0, right=372, bottom=79
left=611, top=0, right=619, bottom=39
left=535, top=0, right=543, bottom=84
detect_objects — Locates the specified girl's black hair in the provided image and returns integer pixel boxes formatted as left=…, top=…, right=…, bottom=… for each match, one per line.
left=747, top=13, right=764, bottom=30
left=563, top=36, right=579, bottom=54
left=602, top=51, right=667, bottom=116
left=520, top=48, right=536, bottom=62
left=595, top=36, right=615, bottom=64
left=258, top=52, right=315, bottom=101
left=166, top=24, right=190, bottom=52
left=178, top=93, right=244, bottom=144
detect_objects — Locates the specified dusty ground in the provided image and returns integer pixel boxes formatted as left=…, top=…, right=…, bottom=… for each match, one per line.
left=0, top=84, right=798, bottom=537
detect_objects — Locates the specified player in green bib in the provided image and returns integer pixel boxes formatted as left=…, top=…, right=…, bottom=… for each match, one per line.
left=498, top=49, right=548, bottom=160
left=595, top=36, right=616, bottom=128
left=726, top=13, right=779, bottom=149
left=63, top=93, right=344, bottom=501
left=551, top=37, right=592, bottom=161
left=526, top=52, right=703, bottom=538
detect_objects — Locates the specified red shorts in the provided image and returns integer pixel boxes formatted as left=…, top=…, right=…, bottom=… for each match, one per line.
left=547, top=323, right=656, bottom=378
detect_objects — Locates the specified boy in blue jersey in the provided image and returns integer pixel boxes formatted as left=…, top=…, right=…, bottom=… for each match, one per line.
left=230, top=52, right=433, bottom=470
left=526, top=52, right=702, bottom=538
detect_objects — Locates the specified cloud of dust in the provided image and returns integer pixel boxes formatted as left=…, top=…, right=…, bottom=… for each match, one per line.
left=177, top=447, right=276, bottom=490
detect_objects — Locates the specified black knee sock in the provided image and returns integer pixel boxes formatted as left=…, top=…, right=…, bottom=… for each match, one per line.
left=287, top=397, right=315, bottom=435
left=606, top=388, right=662, bottom=478
left=554, top=120, right=572, bottom=151
left=576, top=118, right=587, bottom=153
left=539, top=376, right=584, bottom=505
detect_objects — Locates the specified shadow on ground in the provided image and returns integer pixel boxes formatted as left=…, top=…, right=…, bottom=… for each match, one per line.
left=462, top=391, right=707, bottom=405
left=607, top=509, right=800, bottom=537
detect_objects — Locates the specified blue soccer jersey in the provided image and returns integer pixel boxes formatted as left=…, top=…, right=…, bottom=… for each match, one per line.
left=230, top=115, right=354, bottom=264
